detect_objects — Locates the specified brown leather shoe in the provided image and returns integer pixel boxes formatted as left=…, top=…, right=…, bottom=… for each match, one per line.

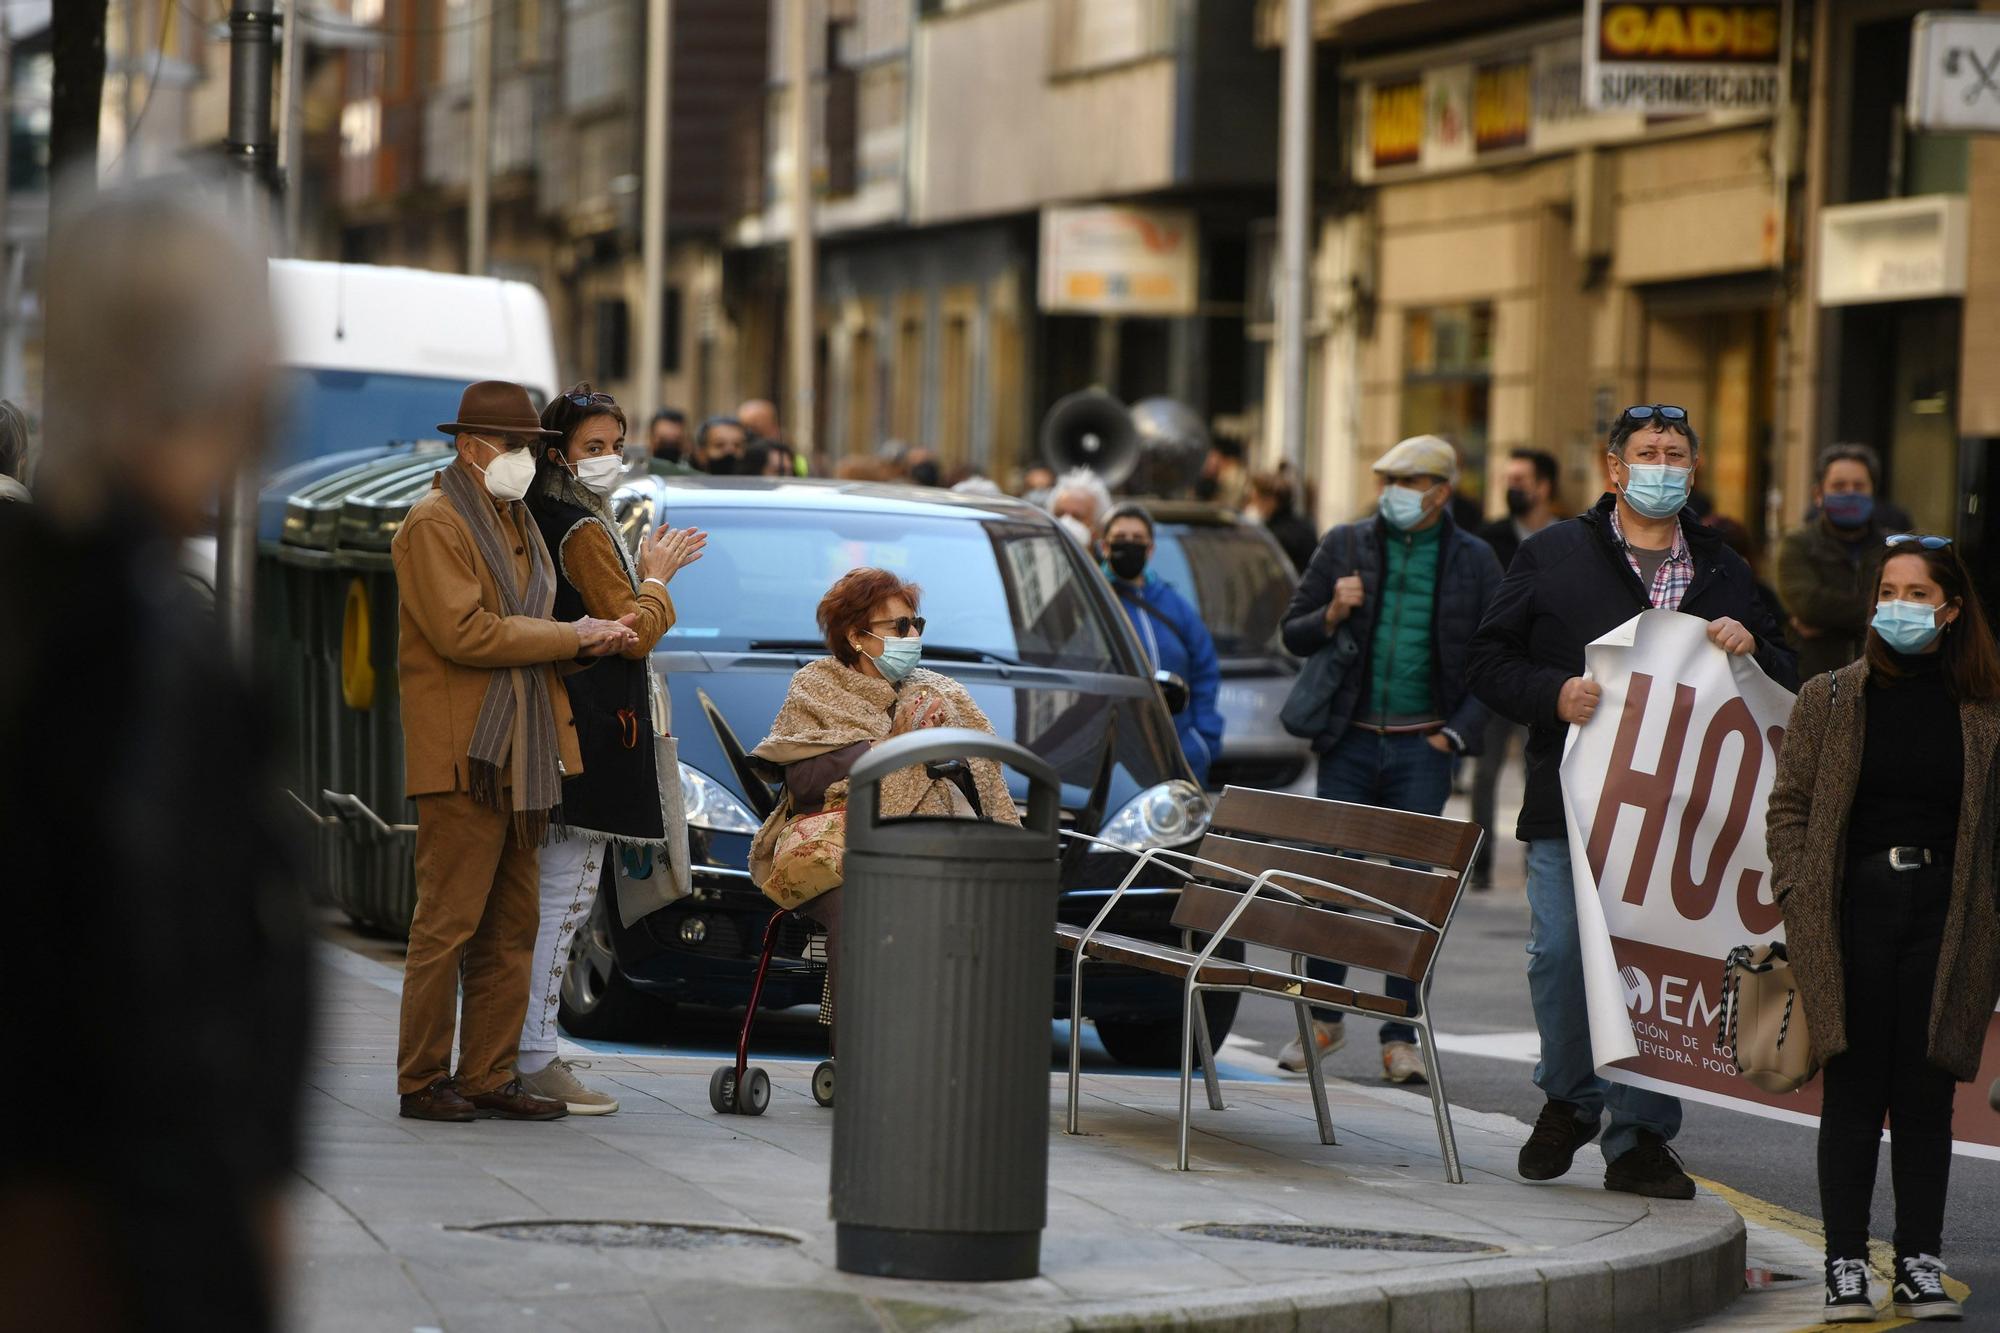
left=465, top=1078, right=568, bottom=1121
left=399, top=1077, right=477, bottom=1122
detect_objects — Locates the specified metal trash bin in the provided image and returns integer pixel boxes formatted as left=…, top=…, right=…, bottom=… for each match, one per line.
left=831, top=728, right=1062, bottom=1282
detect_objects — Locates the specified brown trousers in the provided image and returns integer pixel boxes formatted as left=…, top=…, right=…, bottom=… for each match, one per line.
left=396, top=791, right=541, bottom=1096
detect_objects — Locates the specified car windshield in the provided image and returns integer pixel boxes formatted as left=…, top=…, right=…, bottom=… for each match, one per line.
left=273, top=368, right=522, bottom=470
left=1150, top=523, right=1293, bottom=657
left=659, top=508, right=1125, bottom=673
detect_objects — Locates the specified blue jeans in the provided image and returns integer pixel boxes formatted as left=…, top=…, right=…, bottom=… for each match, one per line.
left=1305, top=730, right=1450, bottom=1044
left=1524, top=837, right=1682, bottom=1161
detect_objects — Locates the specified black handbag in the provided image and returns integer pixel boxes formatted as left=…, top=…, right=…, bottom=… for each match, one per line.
left=1280, top=529, right=1360, bottom=739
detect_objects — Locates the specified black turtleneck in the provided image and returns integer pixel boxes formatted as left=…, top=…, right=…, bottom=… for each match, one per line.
left=1847, top=649, right=1962, bottom=858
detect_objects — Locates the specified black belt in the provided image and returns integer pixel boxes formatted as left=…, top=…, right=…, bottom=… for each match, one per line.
left=1862, top=846, right=1949, bottom=872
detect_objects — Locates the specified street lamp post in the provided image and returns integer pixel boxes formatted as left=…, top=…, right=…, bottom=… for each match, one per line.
left=786, top=0, right=815, bottom=460
left=219, top=0, right=278, bottom=669
left=637, top=0, right=673, bottom=428
left=1277, top=0, right=1313, bottom=477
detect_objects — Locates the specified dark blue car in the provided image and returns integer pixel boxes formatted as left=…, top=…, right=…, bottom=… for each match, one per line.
left=556, top=476, right=1237, bottom=1067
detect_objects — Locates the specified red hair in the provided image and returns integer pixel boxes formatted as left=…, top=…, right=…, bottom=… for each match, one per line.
left=819, top=568, right=922, bottom=667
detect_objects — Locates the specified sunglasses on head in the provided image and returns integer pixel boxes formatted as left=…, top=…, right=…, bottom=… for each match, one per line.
left=869, top=616, right=926, bottom=638
left=1618, top=404, right=1688, bottom=426
left=1886, top=533, right=1952, bottom=550
left=564, top=389, right=617, bottom=409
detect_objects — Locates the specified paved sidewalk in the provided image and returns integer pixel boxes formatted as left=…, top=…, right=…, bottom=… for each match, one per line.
left=290, top=946, right=1746, bottom=1332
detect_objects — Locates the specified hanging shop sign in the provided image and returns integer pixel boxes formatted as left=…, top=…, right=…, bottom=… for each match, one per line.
left=1354, top=31, right=1648, bottom=183
left=1908, top=11, right=2000, bottom=134
left=1818, top=196, right=1969, bottom=306
left=1038, top=206, right=1199, bottom=317
left=1583, top=1, right=1787, bottom=114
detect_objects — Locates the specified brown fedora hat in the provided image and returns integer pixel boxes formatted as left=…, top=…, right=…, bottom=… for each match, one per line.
left=437, top=380, right=562, bottom=438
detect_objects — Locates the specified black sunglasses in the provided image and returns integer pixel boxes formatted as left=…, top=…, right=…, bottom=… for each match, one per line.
left=868, top=616, right=926, bottom=638
left=1618, top=404, right=1689, bottom=425
left=565, top=389, right=617, bottom=409
left=1886, top=533, right=1953, bottom=550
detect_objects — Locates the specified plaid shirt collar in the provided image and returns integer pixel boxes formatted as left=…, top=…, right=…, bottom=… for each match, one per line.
left=1608, top=503, right=1695, bottom=611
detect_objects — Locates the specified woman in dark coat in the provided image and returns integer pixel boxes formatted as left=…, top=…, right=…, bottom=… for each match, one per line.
left=517, top=385, right=705, bottom=1114
left=1767, top=536, right=2000, bottom=1323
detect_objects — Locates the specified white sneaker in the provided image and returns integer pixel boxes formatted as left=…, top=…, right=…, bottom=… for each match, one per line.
left=519, top=1057, right=619, bottom=1115
left=1276, top=1020, right=1346, bottom=1073
left=1382, top=1041, right=1427, bottom=1085
left=1823, top=1257, right=1875, bottom=1322
left=1892, top=1254, right=1962, bottom=1320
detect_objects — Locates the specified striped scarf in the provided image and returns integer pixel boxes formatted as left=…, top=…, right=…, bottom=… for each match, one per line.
left=438, top=461, right=565, bottom=843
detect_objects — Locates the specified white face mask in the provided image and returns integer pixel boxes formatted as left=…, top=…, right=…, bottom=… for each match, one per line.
left=571, top=454, right=625, bottom=497
left=473, top=438, right=536, bottom=501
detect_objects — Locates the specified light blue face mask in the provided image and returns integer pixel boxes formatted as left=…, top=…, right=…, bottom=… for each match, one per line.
left=1378, top=483, right=1433, bottom=531
left=1616, top=459, right=1693, bottom=520
left=867, top=633, right=924, bottom=683
left=1872, top=599, right=1943, bottom=653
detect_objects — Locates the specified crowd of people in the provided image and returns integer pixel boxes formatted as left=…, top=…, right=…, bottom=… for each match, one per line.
left=4, top=191, right=1995, bottom=1330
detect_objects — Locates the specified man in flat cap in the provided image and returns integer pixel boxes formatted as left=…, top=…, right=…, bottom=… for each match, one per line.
left=1277, top=434, right=1502, bottom=1085
left=392, top=380, right=639, bottom=1122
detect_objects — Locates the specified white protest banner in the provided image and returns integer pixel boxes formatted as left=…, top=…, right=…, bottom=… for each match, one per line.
left=1559, top=609, right=2000, bottom=1158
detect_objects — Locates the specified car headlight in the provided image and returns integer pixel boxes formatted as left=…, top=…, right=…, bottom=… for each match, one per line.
left=1098, top=780, right=1211, bottom=854
left=677, top=762, right=762, bottom=835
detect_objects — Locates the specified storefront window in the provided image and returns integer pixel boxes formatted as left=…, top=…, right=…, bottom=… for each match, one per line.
left=1400, top=304, right=1492, bottom=503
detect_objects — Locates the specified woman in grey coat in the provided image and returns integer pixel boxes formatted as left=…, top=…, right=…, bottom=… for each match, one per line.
left=1767, top=535, right=2000, bottom=1323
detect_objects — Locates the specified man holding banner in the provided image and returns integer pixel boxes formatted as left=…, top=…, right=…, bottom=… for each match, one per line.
left=1465, top=405, right=1795, bottom=1199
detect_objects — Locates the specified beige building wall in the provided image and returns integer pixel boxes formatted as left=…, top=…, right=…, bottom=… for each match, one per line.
left=911, top=0, right=1178, bottom=226
left=1327, top=124, right=1802, bottom=540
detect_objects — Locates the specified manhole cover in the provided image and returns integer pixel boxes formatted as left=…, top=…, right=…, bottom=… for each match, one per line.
left=1183, top=1223, right=1501, bottom=1254
left=455, top=1221, right=800, bottom=1251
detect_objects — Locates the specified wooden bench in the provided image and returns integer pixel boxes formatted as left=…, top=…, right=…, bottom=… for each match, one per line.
left=1058, top=785, right=1483, bottom=1179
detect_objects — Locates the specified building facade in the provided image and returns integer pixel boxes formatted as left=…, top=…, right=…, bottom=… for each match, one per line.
left=728, top=0, right=1279, bottom=479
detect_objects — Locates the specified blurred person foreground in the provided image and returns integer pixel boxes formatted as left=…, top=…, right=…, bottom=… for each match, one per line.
left=0, top=181, right=313, bottom=1331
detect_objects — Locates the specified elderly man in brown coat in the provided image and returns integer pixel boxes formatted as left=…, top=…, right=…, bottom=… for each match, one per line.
left=392, top=381, right=639, bottom=1122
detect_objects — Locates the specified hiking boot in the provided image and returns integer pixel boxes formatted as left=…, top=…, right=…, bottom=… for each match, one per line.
left=1276, top=1019, right=1346, bottom=1073
left=519, top=1058, right=619, bottom=1116
left=1382, top=1041, right=1427, bottom=1084
left=399, top=1077, right=477, bottom=1123
left=1823, top=1257, right=1875, bottom=1322
left=1517, top=1099, right=1600, bottom=1181
left=1892, top=1254, right=1962, bottom=1320
left=1603, top=1130, right=1696, bottom=1199
left=465, top=1078, right=568, bottom=1121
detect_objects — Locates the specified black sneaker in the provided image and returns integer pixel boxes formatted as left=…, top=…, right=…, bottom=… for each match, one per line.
left=1603, top=1130, right=1696, bottom=1199
left=1823, top=1256, right=1875, bottom=1322
left=1517, top=1099, right=1600, bottom=1181
left=1892, top=1254, right=1962, bottom=1320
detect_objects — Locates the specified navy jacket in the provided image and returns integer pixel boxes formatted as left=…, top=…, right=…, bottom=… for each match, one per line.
left=1112, top=572, right=1224, bottom=783
left=1280, top=511, right=1502, bottom=756
left=1465, top=493, right=1799, bottom=842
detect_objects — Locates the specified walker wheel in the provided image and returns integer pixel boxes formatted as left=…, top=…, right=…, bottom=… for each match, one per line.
left=812, top=1059, right=836, bottom=1108
left=708, top=1066, right=737, bottom=1115
left=737, top=1066, right=771, bottom=1116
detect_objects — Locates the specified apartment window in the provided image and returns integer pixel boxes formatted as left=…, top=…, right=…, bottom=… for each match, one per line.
left=564, top=0, right=633, bottom=113
left=595, top=298, right=631, bottom=382
left=893, top=306, right=925, bottom=444
left=660, top=287, right=682, bottom=374
left=1400, top=304, right=1492, bottom=502
left=440, top=0, right=471, bottom=87
left=844, top=326, right=878, bottom=455
left=1049, top=0, right=1174, bottom=78
left=938, top=310, right=973, bottom=469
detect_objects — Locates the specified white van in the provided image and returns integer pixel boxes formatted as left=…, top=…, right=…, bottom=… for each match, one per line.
left=181, top=262, right=561, bottom=595
left=267, top=259, right=560, bottom=469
